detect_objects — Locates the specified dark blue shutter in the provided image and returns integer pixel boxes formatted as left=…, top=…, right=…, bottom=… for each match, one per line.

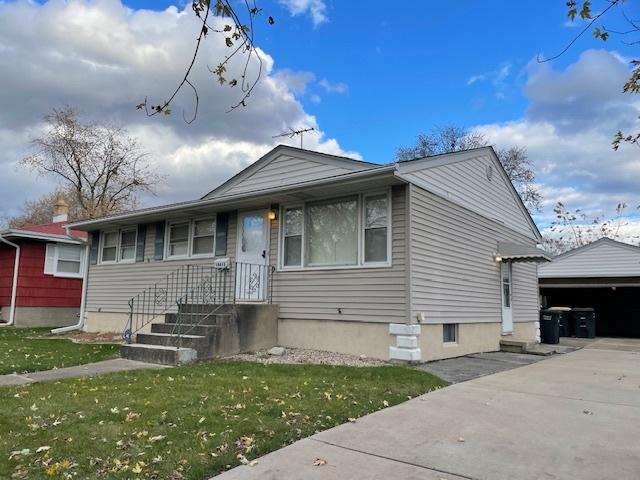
left=89, top=231, right=100, bottom=265
left=136, top=224, right=146, bottom=262
left=154, top=222, right=165, bottom=260
left=215, top=212, right=229, bottom=256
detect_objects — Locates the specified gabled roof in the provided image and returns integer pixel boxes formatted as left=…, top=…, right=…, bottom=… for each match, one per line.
left=67, top=164, right=400, bottom=230
left=395, top=146, right=542, bottom=241
left=201, top=144, right=378, bottom=199
left=549, top=237, right=640, bottom=260
left=67, top=145, right=542, bottom=244
left=538, top=237, right=640, bottom=279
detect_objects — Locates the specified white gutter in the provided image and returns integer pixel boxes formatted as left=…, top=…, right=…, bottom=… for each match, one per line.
left=51, top=244, right=90, bottom=334
left=0, top=234, right=20, bottom=327
left=2, top=229, right=84, bottom=245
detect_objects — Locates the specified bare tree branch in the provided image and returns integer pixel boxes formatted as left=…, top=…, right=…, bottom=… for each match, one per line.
left=20, top=107, right=162, bottom=219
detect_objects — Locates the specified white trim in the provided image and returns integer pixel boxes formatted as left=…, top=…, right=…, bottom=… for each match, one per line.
left=279, top=204, right=304, bottom=270
left=277, top=190, right=393, bottom=272
left=361, top=188, right=392, bottom=267
left=99, top=230, right=119, bottom=264
left=43, top=242, right=84, bottom=279
left=44, top=243, right=56, bottom=275
left=202, top=146, right=378, bottom=199
left=118, top=227, right=138, bottom=264
left=165, top=220, right=191, bottom=260
left=0, top=234, right=19, bottom=326
left=236, top=209, right=270, bottom=265
left=443, top=323, right=459, bottom=344
left=165, top=217, right=217, bottom=260
left=0, top=230, right=84, bottom=245
left=500, top=262, right=513, bottom=334
left=190, top=216, right=217, bottom=258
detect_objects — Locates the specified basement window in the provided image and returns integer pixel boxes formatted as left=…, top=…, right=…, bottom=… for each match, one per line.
left=443, top=323, right=458, bottom=344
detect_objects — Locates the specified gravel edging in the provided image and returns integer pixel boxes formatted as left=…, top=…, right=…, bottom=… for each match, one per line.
left=225, top=347, right=389, bottom=367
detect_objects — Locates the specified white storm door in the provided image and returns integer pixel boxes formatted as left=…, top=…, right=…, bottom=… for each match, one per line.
left=501, top=262, right=513, bottom=334
left=236, top=210, right=269, bottom=301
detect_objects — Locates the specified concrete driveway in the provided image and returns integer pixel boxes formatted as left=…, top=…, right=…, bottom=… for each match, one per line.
left=214, top=344, right=640, bottom=480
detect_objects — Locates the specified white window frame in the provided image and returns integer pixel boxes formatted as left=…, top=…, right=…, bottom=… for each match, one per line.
left=118, top=227, right=138, bottom=264
left=278, top=189, right=392, bottom=271
left=99, top=230, right=120, bottom=264
left=44, top=242, right=84, bottom=279
left=165, top=220, right=191, bottom=260
left=99, top=228, right=138, bottom=264
left=443, top=323, right=458, bottom=345
left=361, top=190, right=392, bottom=267
left=281, top=205, right=304, bottom=269
left=190, top=217, right=217, bottom=258
left=164, top=217, right=217, bottom=260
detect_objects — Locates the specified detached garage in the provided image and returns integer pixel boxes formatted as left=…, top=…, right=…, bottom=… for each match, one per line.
left=539, top=238, right=640, bottom=338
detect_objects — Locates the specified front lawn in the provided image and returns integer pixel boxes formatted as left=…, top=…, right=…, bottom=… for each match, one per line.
left=0, top=328, right=120, bottom=375
left=0, top=361, right=445, bottom=479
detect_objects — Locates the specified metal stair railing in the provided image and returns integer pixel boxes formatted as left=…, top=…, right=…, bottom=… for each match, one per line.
left=124, top=262, right=275, bottom=344
left=171, top=262, right=275, bottom=348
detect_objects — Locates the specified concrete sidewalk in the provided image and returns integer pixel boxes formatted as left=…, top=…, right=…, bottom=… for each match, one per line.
left=0, top=358, right=165, bottom=387
left=214, top=347, right=640, bottom=480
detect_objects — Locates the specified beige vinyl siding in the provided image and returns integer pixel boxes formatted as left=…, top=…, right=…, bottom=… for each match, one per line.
left=86, top=213, right=236, bottom=314
left=512, top=261, right=539, bottom=322
left=399, top=151, right=536, bottom=240
left=270, top=185, right=408, bottom=323
left=538, top=240, right=640, bottom=278
left=221, top=155, right=366, bottom=197
left=409, top=185, right=538, bottom=324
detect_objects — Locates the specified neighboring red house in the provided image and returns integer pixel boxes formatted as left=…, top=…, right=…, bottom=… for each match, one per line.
left=0, top=201, right=87, bottom=327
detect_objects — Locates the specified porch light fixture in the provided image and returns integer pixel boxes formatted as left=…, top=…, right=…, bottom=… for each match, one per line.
left=268, top=210, right=278, bottom=221
left=494, top=254, right=503, bottom=263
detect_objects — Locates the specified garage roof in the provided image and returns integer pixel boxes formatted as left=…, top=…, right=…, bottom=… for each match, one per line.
left=538, top=238, right=640, bottom=279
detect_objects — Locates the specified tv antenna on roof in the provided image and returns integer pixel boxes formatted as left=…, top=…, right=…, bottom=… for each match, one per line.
left=272, top=127, right=316, bottom=149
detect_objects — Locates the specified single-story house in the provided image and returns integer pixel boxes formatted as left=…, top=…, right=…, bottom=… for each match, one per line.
left=539, top=238, right=640, bottom=338
left=0, top=199, right=87, bottom=327
left=67, top=145, right=549, bottom=362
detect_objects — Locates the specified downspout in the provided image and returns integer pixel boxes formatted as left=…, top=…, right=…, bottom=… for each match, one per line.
left=0, top=234, right=20, bottom=326
left=51, top=243, right=89, bottom=334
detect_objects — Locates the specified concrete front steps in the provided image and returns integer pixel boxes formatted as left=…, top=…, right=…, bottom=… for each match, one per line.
left=121, top=343, right=198, bottom=365
left=120, top=303, right=279, bottom=365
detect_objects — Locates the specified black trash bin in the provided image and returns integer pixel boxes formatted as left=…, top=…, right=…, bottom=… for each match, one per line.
left=572, top=308, right=596, bottom=338
left=540, top=309, right=561, bottom=344
left=548, top=307, right=572, bottom=336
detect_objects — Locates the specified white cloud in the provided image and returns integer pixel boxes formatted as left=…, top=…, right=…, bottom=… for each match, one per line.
left=318, top=78, right=349, bottom=94
left=278, top=0, right=328, bottom=27
left=0, top=0, right=356, bottom=219
left=474, top=50, right=640, bottom=241
left=466, top=62, right=512, bottom=98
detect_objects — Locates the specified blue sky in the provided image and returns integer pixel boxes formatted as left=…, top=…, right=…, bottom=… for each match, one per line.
left=122, top=0, right=616, bottom=162
left=1, top=0, right=639, bottom=239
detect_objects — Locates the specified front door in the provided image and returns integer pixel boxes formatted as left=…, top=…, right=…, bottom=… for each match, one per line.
left=501, top=262, right=513, bottom=334
left=236, top=210, right=269, bottom=301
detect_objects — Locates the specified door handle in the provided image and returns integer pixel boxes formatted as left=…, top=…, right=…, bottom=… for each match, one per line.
left=261, top=250, right=266, bottom=258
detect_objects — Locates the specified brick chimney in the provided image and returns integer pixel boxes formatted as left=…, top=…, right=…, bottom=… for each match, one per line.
left=52, top=196, right=69, bottom=223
